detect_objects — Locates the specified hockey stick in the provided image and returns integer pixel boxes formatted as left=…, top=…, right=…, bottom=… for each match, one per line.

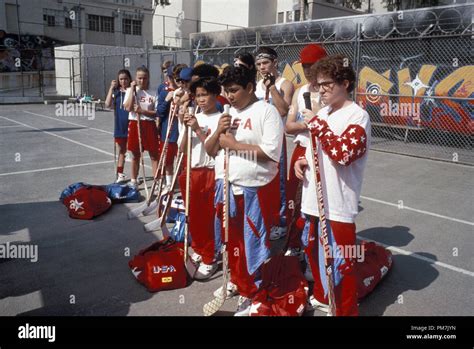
left=203, top=104, right=231, bottom=316
left=183, top=106, right=193, bottom=266
left=143, top=151, right=184, bottom=233
left=127, top=102, right=178, bottom=219
left=303, top=92, right=336, bottom=316
left=134, top=90, right=150, bottom=199
left=112, top=91, right=117, bottom=177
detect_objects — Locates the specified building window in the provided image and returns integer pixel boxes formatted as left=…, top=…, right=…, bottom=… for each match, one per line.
left=277, top=12, right=284, bottom=23
left=294, top=10, right=301, bottom=21
left=132, top=20, right=141, bottom=35
left=88, top=14, right=100, bottom=31
left=123, top=19, right=132, bottom=34
left=43, top=14, right=55, bottom=27
left=286, top=11, right=293, bottom=22
left=65, top=17, right=73, bottom=28
left=123, top=18, right=142, bottom=35
left=88, top=15, right=114, bottom=33
left=101, top=16, right=114, bottom=33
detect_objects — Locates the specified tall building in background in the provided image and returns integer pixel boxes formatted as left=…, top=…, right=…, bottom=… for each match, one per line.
left=0, top=0, right=154, bottom=48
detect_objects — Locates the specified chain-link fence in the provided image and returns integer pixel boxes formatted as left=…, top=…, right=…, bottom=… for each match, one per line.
left=190, top=3, right=473, bottom=165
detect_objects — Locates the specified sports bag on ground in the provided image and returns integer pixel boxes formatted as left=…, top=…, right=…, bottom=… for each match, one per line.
left=128, top=237, right=188, bottom=292
left=250, top=255, right=308, bottom=316
left=60, top=183, right=111, bottom=220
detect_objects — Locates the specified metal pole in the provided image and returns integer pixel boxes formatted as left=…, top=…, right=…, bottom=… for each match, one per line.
left=15, top=0, right=24, bottom=97
left=102, top=56, right=106, bottom=100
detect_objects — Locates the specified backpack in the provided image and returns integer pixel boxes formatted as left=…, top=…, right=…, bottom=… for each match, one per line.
left=249, top=255, right=308, bottom=316
left=128, top=237, right=188, bottom=292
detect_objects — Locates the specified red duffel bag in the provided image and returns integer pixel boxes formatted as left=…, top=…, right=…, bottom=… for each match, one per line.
left=250, top=255, right=309, bottom=316
left=356, top=241, right=393, bottom=300
left=128, top=237, right=188, bottom=293
left=62, top=186, right=111, bottom=220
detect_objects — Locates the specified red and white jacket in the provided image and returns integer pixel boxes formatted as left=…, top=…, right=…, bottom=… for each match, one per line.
left=300, top=102, right=371, bottom=223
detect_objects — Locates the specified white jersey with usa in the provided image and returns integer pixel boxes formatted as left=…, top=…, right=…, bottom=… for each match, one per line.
left=214, top=100, right=283, bottom=190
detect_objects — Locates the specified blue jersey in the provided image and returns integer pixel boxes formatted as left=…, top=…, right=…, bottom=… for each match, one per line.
left=112, top=89, right=129, bottom=138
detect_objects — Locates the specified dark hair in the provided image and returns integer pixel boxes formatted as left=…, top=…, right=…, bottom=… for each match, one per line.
left=136, top=65, right=149, bottom=75
left=310, top=54, right=356, bottom=93
left=161, top=60, right=173, bottom=70
left=192, top=64, right=219, bottom=79
left=218, top=65, right=256, bottom=90
left=234, top=52, right=256, bottom=75
left=172, top=63, right=187, bottom=79
left=117, top=69, right=131, bottom=88
left=190, top=77, right=221, bottom=96
left=255, top=46, right=278, bottom=60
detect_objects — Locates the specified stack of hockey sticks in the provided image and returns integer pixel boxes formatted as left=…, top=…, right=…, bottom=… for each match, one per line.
left=127, top=101, right=179, bottom=220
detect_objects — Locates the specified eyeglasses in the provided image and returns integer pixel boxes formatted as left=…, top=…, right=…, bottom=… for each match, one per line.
left=316, top=80, right=335, bottom=92
left=175, top=78, right=184, bottom=83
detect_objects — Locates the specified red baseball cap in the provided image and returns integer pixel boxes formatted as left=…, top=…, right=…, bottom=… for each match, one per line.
left=299, top=44, right=327, bottom=65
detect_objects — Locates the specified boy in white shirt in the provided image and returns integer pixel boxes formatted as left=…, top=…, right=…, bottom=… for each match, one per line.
left=206, top=66, right=284, bottom=316
left=295, top=55, right=371, bottom=316
left=179, top=77, right=222, bottom=280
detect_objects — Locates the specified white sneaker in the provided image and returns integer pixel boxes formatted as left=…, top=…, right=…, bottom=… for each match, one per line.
left=285, top=247, right=305, bottom=261
left=269, top=226, right=287, bottom=241
left=191, top=252, right=202, bottom=265
left=128, top=180, right=138, bottom=190
left=306, top=295, right=329, bottom=313
left=304, top=263, right=314, bottom=282
left=161, top=184, right=171, bottom=195
left=194, top=262, right=218, bottom=280
left=213, top=281, right=238, bottom=299
left=234, top=296, right=252, bottom=316
left=116, top=173, right=128, bottom=183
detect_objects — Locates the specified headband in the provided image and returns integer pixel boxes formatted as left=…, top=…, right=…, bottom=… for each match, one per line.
left=255, top=53, right=277, bottom=61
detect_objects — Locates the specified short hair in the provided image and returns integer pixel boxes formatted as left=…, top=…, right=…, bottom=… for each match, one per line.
left=310, top=54, right=356, bottom=93
left=218, top=65, right=256, bottom=90
left=136, top=65, right=149, bottom=75
left=190, top=77, right=221, bottom=96
left=172, top=63, right=187, bottom=79
left=192, top=64, right=219, bottom=79
left=255, top=46, right=278, bottom=61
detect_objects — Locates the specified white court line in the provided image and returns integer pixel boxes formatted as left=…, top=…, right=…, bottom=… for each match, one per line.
left=0, top=115, right=151, bottom=169
left=23, top=110, right=113, bottom=135
left=360, top=195, right=474, bottom=226
left=0, top=160, right=114, bottom=176
left=358, top=237, right=474, bottom=278
left=0, top=125, right=24, bottom=129
left=0, top=116, right=115, bottom=157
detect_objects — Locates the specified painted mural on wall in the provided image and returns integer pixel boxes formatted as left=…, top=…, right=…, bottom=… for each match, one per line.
left=0, top=30, right=60, bottom=72
left=198, top=59, right=473, bottom=135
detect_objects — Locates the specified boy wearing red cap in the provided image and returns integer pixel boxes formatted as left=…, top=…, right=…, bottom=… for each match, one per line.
left=285, top=44, right=327, bottom=268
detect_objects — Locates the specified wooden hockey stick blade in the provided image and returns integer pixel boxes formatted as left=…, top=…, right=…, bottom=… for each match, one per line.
left=185, top=258, right=197, bottom=278
left=127, top=201, right=151, bottom=219
left=143, top=217, right=163, bottom=233
left=203, top=292, right=226, bottom=317
left=141, top=199, right=160, bottom=216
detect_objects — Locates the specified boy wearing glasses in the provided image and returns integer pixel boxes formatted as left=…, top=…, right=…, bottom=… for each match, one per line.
left=295, top=55, right=371, bottom=316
